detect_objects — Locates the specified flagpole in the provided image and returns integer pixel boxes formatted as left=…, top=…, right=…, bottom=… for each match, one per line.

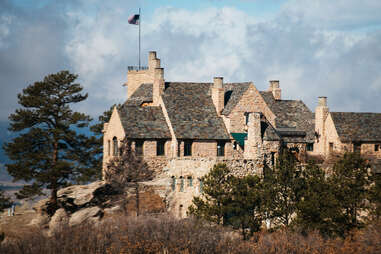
left=139, top=8, right=141, bottom=70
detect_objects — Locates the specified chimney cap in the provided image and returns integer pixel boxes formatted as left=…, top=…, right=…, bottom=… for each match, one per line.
left=318, top=96, right=328, bottom=107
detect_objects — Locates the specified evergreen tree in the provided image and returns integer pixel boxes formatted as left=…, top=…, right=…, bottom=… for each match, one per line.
left=188, top=163, right=232, bottom=225
left=262, top=149, right=304, bottom=227
left=296, top=162, right=341, bottom=237
left=225, top=175, right=263, bottom=239
left=0, top=190, right=12, bottom=212
left=330, top=152, right=372, bottom=234
left=4, top=71, right=93, bottom=206
left=369, top=170, right=381, bottom=220
left=105, top=139, right=153, bottom=216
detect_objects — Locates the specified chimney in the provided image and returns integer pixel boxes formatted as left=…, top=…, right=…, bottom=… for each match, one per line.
left=153, top=67, right=165, bottom=106
left=244, top=112, right=262, bottom=159
left=268, top=80, right=281, bottom=100
left=315, top=97, right=329, bottom=154
left=148, top=51, right=160, bottom=70
left=212, top=77, right=224, bottom=115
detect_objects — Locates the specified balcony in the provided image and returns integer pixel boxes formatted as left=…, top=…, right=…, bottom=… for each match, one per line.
left=128, top=66, right=149, bottom=71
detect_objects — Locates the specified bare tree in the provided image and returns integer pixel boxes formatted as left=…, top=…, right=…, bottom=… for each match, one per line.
left=105, top=139, right=153, bottom=216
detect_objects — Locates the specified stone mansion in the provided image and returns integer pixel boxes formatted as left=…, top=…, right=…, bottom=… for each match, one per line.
left=102, top=51, right=381, bottom=217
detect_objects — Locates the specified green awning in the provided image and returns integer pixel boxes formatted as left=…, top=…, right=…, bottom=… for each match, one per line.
left=231, top=133, right=247, bottom=147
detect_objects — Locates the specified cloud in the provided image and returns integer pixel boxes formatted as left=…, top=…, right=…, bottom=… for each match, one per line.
left=1, top=0, right=381, bottom=124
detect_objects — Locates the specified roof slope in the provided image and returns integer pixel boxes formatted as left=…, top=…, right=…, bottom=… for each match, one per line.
left=125, top=83, right=153, bottom=106
left=162, top=82, right=230, bottom=140
left=222, top=83, right=251, bottom=115
left=260, top=91, right=315, bottom=142
left=118, top=104, right=171, bottom=139
left=330, top=112, right=381, bottom=142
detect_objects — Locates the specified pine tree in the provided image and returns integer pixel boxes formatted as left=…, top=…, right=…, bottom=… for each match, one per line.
left=262, top=149, right=304, bottom=227
left=369, top=170, right=381, bottom=220
left=188, top=163, right=232, bottom=225
left=3, top=71, right=93, bottom=208
left=225, top=175, right=263, bottom=239
left=330, top=152, right=372, bottom=235
left=0, top=190, right=12, bottom=212
left=296, top=162, right=341, bottom=237
left=105, top=140, right=153, bottom=216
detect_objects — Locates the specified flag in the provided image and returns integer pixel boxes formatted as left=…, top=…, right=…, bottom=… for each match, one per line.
left=128, top=14, right=140, bottom=25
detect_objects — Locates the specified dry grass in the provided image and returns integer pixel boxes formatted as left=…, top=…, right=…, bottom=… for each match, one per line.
left=0, top=214, right=380, bottom=254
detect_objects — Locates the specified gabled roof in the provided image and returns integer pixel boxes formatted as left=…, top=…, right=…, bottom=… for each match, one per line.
left=330, top=112, right=381, bottom=142
left=221, top=83, right=251, bottom=115
left=260, top=91, right=315, bottom=142
left=125, top=83, right=153, bottom=106
left=162, top=82, right=230, bottom=140
left=118, top=105, right=171, bottom=139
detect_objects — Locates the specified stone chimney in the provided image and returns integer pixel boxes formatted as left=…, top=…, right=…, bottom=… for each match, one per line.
left=212, top=77, right=224, bottom=115
left=153, top=67, right=165, bottom=106
left=244, top=112, right=262, bottom=159
left=268, top=80, right=281, bottom=100
left=315, top=97, right=329, bottom=154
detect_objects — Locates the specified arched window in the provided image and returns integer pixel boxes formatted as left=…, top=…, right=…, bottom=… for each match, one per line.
left=113, top=137, right=118, bottom=156
left=180, top=176, right=184, bottom=192
left=171, top=176, right=176, bottom=191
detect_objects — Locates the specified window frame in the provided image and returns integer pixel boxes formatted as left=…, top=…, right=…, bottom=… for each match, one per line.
left=112, top=137, right=118, bottom=156
left=156, top=140, right=166, bottom=156
left=135, top=140, right=144, bottom=156
left=184, top=140, right=192, bottom=157
left=217, top=141, right=225, bottom=157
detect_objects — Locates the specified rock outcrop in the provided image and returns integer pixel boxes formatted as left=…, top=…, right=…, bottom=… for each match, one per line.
left=32, top=180, right=167, bottom=233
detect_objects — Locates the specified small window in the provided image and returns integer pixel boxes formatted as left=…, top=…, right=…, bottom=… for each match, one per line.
left=107, top=140, right=111, bottom=156
left=307, top=143, right=314, bottom=151
left=179, top=204, right=183, bottom=218
left=187, top=176, right=193, bottom=187
left=157, top=140, right=165, bottom=156
left=271, top=152, right=275, bottom=166
left=180, top=176, right=184, bottom=192
left=329, top=142, right=334, bottom=153
left=354, top=143, right=361, bottom=153
left=135, top=140, right=144, bottom=156
left=184, top=140, right=192, bottom=156
left=171, top=176, right=176, bottom=191
left=217, top=141, right=225, bottom=157
left=375, top=145, right=379, bottom=152
left=113, top=137, right=118, bottom=156
left=245, top=112, right=249, bottom=125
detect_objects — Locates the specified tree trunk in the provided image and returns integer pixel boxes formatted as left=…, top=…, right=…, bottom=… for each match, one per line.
left=135, top=182, right=139, bottom=217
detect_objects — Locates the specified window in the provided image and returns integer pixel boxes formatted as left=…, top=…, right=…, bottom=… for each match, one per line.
left=199, top=179, right=203, bottom=193
left=113, top=137, right=118, bottom=156
left=184, top=140, right=192, bottom=156
left=179, top=204, right=183, bottom=218
left=329, top=142, right=334, bottom=153
left=180, top=176, right=184, bottom=192
left=135, top=140, right=144, bottom=156
left=157, top=140, right=165, bottom=156
left=217, top=141, right=225, bottom=157
left=171, top=176, right=176, bottom=191
left=375, top=144, right=379, bottom=152
left=306, top=143, right=314, bottom=151
left=271, top=152, right=275, bottom=166
left=244, top=112, right=249, bottom=125
left=354, top=143, right=361, bottom=153
left=107, top=140, right=111, bottom=156
left=187, top=176, right=193, bottom=187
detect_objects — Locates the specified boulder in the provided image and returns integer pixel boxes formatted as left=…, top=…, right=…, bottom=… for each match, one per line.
left=57, top=181, right=119, bottom=212
left=49, top=208, right=69, bottom=233
left=69, top=207, right=103, bottom=227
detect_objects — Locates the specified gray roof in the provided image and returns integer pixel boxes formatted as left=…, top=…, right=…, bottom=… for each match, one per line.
left=118, top=105, right=171, bottom=139
left=162, top=82, right=230, bottom=140
left=330, top=112, right=381, bottom=142
left=125, top=83, right=153, bottom=106
left=221, top=83, right=251, bottom=115
left=261, top=117, right=281, bottom=141
left=260, top=91, right=315, bottom=143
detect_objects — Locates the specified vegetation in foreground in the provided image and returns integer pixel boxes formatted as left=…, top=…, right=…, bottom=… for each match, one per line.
left=0, top=214, right=380, bottom=254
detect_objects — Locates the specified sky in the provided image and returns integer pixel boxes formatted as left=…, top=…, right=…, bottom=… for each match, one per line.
left=1, top=0, right=381, bottom=123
